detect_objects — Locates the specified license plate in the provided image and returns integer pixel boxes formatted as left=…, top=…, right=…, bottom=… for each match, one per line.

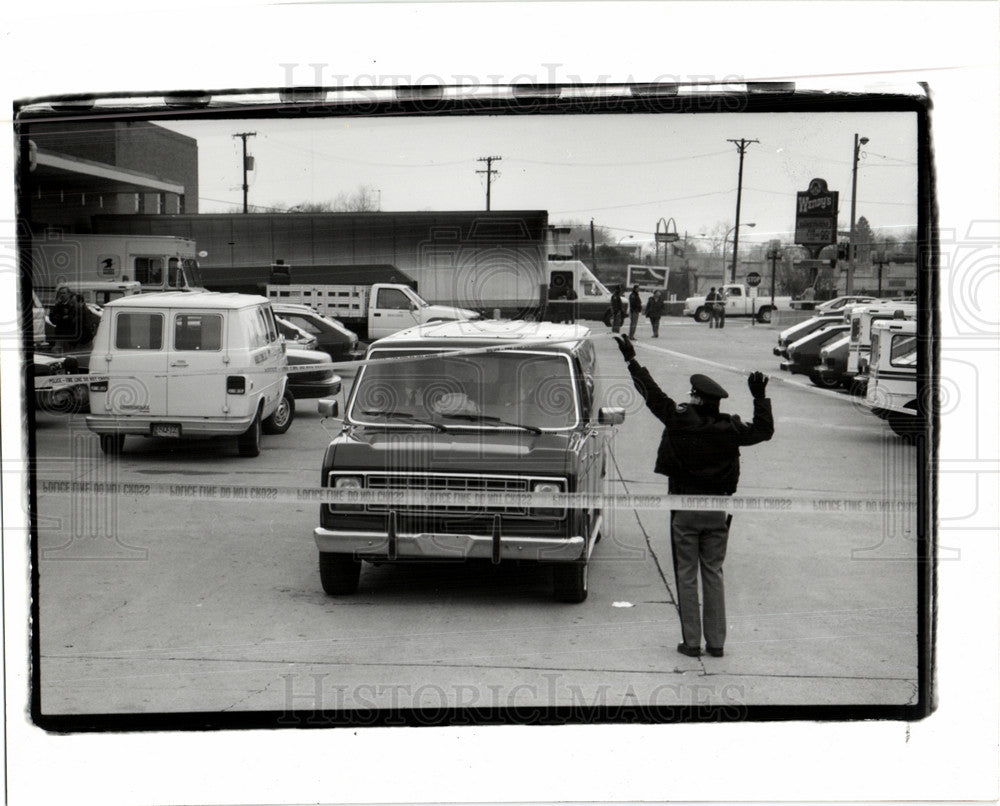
left=152, top=423, right=181, bottom=438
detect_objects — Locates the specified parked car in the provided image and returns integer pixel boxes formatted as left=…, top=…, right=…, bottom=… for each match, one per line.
left=85, top=292, right=290, bottom=456
left=275, top=315, right=319, bottom=351
left=815, top=295, right=879, bottom=313
left=815, top=333, right=852, bottom=389
left=774, top=313, right=844, bottom=359
left=32, top=353, right=88, bottom=414
left=269, top=303, right=358, bottom=359
left=285, top=346, right=342, bottom=400
left=312, top=319, right=625, bottom=603
left=780, top=323, right=851, bottom=378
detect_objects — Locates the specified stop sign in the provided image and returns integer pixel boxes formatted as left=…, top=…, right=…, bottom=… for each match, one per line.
left=746, top=272, right=762, bottom=287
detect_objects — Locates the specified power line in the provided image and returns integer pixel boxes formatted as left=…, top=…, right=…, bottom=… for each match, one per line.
left=476, top=156, right=502, bottom=211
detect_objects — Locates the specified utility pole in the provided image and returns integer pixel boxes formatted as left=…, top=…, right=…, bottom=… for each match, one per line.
left=872, top=250, right=889, bottom=296
left=726, top=138, right=759, bottom=282
left=476, top=156, right=502, bottom=211
left=233, top=132, right=256, bottom=214
left=848, top=133, right=869, bottom=295
left=590, top=218, right=598, bottom=272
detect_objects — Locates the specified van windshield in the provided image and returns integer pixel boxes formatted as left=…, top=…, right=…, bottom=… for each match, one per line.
left=351, top=349, right=579, bottom=430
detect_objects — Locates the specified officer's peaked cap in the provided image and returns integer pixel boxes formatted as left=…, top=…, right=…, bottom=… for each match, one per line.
left=690, top=374, right=728, bottom=399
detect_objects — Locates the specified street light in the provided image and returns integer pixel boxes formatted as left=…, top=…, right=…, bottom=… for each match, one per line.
left=617, top=235, right=634, bottom=245
left=722, top=222, right=755, bottom=283
left=848, top=133, right=869, bottom=295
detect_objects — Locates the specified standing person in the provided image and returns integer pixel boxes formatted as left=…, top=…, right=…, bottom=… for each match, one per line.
left=714, top=287, right=727, bottom=329
left=644, top=290, right=664, bottom=338
left=610, top=285, right=624, bottom=334
left=627, top=284, right=643, bottom=339
left=49, top=285, right=96, bottom=347
left=614, top=335, right=774, bottom=658
left=704, top=287, right=718, bottom=328
left=563, top=286, right=578, bottom=324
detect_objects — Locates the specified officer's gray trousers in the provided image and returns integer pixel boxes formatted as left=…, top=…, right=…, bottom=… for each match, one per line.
left=670, top=509, right=730, bottom=649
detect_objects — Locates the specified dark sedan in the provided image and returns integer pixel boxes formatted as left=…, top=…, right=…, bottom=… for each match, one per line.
left=270, top=303, right=358, bottom=360
left=285, top=347, right=342, bottom=400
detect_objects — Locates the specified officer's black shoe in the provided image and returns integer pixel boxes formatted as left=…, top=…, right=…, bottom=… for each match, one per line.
left=705, top=646, right=724, bottom=658
left=676, top=643, right=701, bottom=658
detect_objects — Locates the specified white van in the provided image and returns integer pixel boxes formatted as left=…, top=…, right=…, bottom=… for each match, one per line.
left=85, top=292, right=290, bottom=456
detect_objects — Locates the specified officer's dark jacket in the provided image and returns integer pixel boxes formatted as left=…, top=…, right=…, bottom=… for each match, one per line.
left=627, top=362, right=774, bottom=495
left=628, top=291, right=642, bottom=313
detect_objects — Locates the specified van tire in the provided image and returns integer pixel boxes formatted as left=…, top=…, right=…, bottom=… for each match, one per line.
left=808, top=370, right=841, bottom=389
left=99, top=434, right=125, bottom=455
left=263, top=390, right=295, bottom=435
left=553, top=561, right=589, bottom=603
left=237, top=412, right=262, bottom=457
left=319, top=552, right=361, bottom=595
left=694, top=307, right=711, bottom=323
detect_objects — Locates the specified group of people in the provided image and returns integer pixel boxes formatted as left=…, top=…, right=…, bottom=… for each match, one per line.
left=704, top=286, right=727, bottom=329
left=48, top=285, right=100, bottom=347
left=608, top=284, right=666, bottom=338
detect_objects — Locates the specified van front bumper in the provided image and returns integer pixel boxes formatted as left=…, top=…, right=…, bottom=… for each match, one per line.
left=313, top=527, right=586, bottom=562
left=85, top=413, right=255, bottom=437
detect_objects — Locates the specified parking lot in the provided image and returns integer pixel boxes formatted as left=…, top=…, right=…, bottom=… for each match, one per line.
left=34, top=316, right=919, bottom=716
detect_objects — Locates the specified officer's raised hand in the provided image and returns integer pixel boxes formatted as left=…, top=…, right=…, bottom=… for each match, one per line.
left=614, top=335, right=636, bottom=363
left=748, top=371, right=769, bottom=399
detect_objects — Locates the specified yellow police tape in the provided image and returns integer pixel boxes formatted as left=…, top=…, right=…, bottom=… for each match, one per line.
left=35, top=478, right=917, bottom=515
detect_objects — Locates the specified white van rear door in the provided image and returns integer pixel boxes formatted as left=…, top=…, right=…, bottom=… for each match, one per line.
left=105, top=309, right=168, bottom=416
left=166, top=309, right=228, bottom=417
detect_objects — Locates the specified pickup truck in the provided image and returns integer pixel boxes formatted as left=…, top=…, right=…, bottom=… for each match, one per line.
left=266, top=282, right=479, bottom=340
left=312, top=319, right=625, bottom=603
left=683, top=283, right=793, bottom=324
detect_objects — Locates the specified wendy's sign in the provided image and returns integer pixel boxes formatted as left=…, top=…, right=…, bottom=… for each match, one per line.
left=794, top=177, right=839, bottom=250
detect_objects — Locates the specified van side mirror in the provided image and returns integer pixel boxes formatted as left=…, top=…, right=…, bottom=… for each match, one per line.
left=318, top=398, right=340, bottom=418
left=598, top=406, right=625, bottom=426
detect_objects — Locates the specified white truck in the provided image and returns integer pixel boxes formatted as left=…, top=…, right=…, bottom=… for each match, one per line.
left=265, top=282, right=480, bottom=340
left=864, top=318, right=920, bottom=439
left=29, top=233, right=203, bottom=305
left=683, top=283, right=793, bottom=324
left=545, top=260, right=615, bottom=321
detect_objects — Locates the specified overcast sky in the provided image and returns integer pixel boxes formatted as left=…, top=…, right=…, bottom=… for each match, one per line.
left=161, top=109, right=918, bottom=252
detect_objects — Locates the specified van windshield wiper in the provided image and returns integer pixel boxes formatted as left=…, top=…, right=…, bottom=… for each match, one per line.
left=439, top=413, right=543, bottom=434
left=360, top=409, right=448, bottom=432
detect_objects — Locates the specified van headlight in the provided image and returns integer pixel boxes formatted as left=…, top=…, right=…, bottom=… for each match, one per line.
left=531, top=479, right=565, bottom=518
left=331, top=474, right=364, bottom=511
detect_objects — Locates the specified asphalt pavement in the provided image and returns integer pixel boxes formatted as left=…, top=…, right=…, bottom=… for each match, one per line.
left=34, top=315, right=919, bottom=717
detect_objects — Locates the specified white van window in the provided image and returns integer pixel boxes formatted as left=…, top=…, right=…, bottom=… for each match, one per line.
left=263, top=307, right=278, bottom=342
left=890, top=334, right=917, bottom=367
left=134, top=257, right=164, bottom=285
left=257, top=307, right=278, bottom=344
left=174, top=313, right=223, bottom=351
left=376, top=288, right=411, bottom=310
left=167, top=258, right=184, bottom=288
left=245, top=309, right=267, bottom=350
left=115, top=312, right=164, bottom=350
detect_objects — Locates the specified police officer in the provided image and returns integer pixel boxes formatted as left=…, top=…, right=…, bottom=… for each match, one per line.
left=614, top=335, right=774, bottom=658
